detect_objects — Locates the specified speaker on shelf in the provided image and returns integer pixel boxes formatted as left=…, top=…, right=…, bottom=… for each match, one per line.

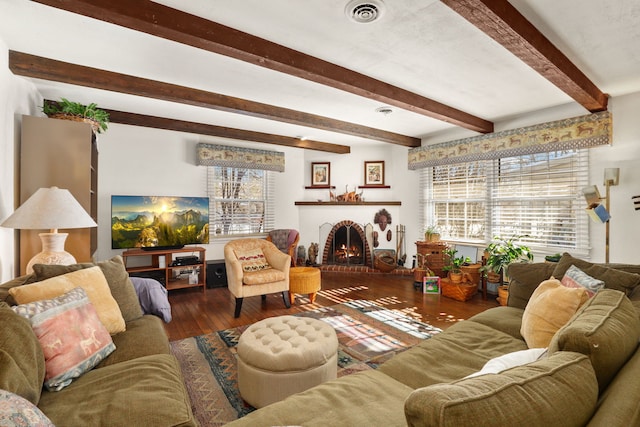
left=206, top=260, right=227, bottom=288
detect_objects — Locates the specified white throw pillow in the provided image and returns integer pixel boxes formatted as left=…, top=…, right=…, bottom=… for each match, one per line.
left=465, top=348, right=548, bottom=378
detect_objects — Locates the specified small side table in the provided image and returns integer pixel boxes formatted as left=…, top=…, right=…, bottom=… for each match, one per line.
left=289, top=266, right=321, bottom=303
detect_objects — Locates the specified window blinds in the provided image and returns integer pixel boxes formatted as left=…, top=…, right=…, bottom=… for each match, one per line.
left=207, top=167, right=275, bottom=237
left=421, top=149, right=589, bottom=255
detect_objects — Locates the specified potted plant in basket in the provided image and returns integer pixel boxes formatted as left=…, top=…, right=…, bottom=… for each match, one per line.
left=442, top=247, right=471, bottom=284
left=42, top=98, right=110, bottom=134
left=481, top=235, right=534, bottom=304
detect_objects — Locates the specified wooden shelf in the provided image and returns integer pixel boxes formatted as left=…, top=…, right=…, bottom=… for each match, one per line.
left=304, top=185, right=336, bottom=189
left=122, top=246, right=206, bottom=292
left=358, top=185, right=391, bottom=189
left=295, top=201, right=401, bottom=206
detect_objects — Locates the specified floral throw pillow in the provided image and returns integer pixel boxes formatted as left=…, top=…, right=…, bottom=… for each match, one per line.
left=561, top=264, right=605, bottom=297
left=235, top=248, right=272, bottom=272
left=0, top=389, right=54, bottom=427
left=12, top=287, right=116, bottom=391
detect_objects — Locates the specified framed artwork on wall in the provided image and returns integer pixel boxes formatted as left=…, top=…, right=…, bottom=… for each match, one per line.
left=311, top=162, right=331, bottom=187
left=364, top=161, right=385, bottom=186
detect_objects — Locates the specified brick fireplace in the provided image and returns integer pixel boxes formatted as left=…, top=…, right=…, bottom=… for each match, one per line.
left=321, top=220, right=372, bottom=267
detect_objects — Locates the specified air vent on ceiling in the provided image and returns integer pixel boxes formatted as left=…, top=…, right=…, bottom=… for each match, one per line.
left=345, top=0, right=385, bottom=24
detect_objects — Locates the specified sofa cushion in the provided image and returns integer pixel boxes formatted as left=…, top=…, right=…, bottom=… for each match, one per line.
left=561, top=264, right=605, bottom=296
left=506, top=262, right=557, bottom=309
left=548, top=289, right=640, bottom=392
left=224, top=369, right=413, bottom=427
left=552, top=253, right=640, bottom=296
left=33, top=256, right=144, bottom=322
left=0, top=389, right=54, bottom=427
left=37, top=354, right=196, bottom=427
left=404, top=351, right=597, bottom=427
left=467, top=306, right=524, bottom=340
left=96, top=315, right=171, bottom=368
left=12, top=288, right=115, bottom=391
left=520, top=278, right=588, bottom=348
left=379, top=320, right=527, bottom=389
left=10, top=266, right=126, bottom=335
left=0, top=274, right=37, bottom=305
left=0, top=305, right=45, bottom=405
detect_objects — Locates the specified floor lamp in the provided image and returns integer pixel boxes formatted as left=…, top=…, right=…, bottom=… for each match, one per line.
left=582, top=168, right=620, bottom=263
left=0, top=186, right=97, bottom=273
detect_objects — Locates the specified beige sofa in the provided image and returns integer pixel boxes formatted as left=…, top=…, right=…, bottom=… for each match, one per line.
left=0, top=256, right=197, bottom=427
left=226, top=253, right=640, bottom=426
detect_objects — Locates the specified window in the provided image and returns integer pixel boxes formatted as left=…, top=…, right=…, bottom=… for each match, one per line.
left=421, top=149, right=589, bottom=255
left=207, top=167, right=274, bottom=237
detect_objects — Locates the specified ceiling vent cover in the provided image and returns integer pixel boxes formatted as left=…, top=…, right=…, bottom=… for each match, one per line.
left=345, top=0, right=385, bottom=24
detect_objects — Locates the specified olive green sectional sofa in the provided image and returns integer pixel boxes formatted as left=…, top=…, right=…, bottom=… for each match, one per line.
left=227, top=253, right=640, bottom=426
left=0, top=256, right=197, bottom=427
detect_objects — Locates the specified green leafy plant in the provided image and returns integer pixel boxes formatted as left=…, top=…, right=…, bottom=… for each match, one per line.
left=42, top=98, right=109, bottom=133
left=481, top=235, right=534, bottom=276
left=424, top=224, right=441, bottom=242
left=442, top=247, right=471, bottom=274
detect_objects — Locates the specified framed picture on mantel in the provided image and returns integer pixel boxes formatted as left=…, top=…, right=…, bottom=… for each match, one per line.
left=311, top=162, right=330, bottom=187
left=365, top=161, right=385, bottom=186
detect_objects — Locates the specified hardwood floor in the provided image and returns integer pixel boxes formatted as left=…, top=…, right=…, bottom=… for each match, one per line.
left=163, top=272, right=499, bottom=341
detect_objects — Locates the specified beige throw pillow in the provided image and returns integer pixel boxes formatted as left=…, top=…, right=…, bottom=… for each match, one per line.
left=9, top=266, right=126, bottom=335
left=235, top=248, right=271, bottom=272
left=520, top=278, right=588, bottom=348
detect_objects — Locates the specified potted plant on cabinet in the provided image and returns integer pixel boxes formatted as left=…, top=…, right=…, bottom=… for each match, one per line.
left=42, top=98, right=110, bottom=134
left=481, top=235, right=534, bottom=304
left=423, top=225, right=441, bottom=242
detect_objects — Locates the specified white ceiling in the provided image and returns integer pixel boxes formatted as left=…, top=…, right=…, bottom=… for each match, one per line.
left=1, top=0, right=639, bottom=148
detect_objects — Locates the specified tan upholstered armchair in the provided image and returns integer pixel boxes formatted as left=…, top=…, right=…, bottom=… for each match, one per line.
left=266, top=229, right=300, bottom=266
left=224, top=239, right=291, bottom=318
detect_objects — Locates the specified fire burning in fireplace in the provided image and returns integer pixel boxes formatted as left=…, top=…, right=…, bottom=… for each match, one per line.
left=334, top=243, right=362, bottom=263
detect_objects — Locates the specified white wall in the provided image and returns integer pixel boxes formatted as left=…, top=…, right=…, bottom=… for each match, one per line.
left=0, top=40, right=42, bottom=282
left=96, top=125, right=416, bottom=263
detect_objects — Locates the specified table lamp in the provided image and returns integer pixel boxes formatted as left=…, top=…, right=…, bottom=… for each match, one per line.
left=0, top=186, right=97, bottom=273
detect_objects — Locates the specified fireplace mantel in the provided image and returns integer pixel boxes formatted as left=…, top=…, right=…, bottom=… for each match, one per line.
left=295, top=201, right=401, bottom=206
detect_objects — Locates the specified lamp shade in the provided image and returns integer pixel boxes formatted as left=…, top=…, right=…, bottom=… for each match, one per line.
left=1, top=186, right=97, bottom=230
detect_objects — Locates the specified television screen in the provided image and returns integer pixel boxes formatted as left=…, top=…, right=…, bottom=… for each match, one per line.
left=111, top=195, right=209, bottom=249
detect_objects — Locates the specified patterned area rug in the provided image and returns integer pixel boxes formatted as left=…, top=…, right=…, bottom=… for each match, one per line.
left=170, top=300, right=441, bottom=427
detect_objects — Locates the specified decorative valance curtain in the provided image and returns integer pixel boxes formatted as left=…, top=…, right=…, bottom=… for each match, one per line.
left=197, top=143, right=285, bottom=172
left=408, top=111, right=612, bottom=169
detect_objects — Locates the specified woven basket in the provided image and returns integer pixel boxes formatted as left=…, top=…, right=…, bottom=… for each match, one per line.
left=49, top=113, right=100, bottom=134
left=374, top=254, right=397, bottom=272
left=441, top=279, right=478, bottom=302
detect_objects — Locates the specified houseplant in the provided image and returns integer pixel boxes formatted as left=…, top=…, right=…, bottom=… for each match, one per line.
left=442, top=248, right=471, bottom=284
left=42, top=98, right=110, bottom=134
left=481, top=235, right=534, bottom=303
left=423, top=225, right=441, bottom=242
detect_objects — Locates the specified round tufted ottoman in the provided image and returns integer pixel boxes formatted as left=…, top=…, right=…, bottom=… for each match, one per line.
left=289, top=266, right=321, bottom=303
left=237, top=315, right=338, bottom=408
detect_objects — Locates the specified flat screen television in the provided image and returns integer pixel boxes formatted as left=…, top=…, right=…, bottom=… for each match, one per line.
left=111, top=195, right=209, bottom=250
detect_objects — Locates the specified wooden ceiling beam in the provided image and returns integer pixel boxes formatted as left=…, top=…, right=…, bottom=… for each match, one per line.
left=10, top=51, right=418, bottom=147
left=95, top=108, right=351, bottom=154
left=31, top=0, right=494, bottom=134
left=442, top=0, right=608, bottom=112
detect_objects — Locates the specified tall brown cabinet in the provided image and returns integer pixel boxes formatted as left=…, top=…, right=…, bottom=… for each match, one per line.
left=19, top=115, right=98, bottom=275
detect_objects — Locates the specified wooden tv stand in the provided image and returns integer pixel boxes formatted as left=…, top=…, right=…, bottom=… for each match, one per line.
left=122, top=246, right=206, bottom=292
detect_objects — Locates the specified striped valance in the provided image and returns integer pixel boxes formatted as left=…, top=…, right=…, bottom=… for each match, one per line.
left=197, top=143, right=285, bottom=172
left=408, top=111, right=612, bottom=169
